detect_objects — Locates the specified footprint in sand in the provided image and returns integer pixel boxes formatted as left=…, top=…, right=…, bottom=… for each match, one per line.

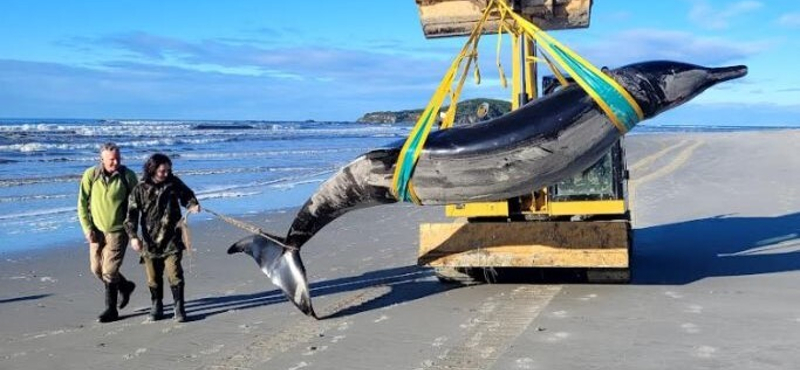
left=465, top=331, right=485, bottom=348
left=460, top=317, right=481, bottom=329
left=544, top=332, right=570, bottom=342
left=238, top=323, right=260, bottom=333
left=288, top=361, right=309, bottom=370
left=199, top=344, right=225, bottom=355
left=515, top=357, right=535, bottom=369
left=302, top=345, right=328, bottom=356
left=694, top=345, right=717, bottom=358
left=685, top=304, right=703, bottom=314
left=681, top=323, right=699, bottom=334
left=665, top=291, right=683, bottom=299
left=122, top=348, right=147, bottom=360
left=2, top=352, right=27, bottom=360
left=30, top=329, right=66, bottom=339
left=104, top=327, right=126, bottom=336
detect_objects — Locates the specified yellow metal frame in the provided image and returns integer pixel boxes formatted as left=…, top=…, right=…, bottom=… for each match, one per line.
left=445, top=199, right=626, bottom=218
left=547, top=200, right=626, bottom=216
left=446, top=201, right=509, bottom=217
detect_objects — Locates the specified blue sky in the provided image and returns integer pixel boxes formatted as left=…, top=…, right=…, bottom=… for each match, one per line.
left=1, top=0, right=799, bottom=125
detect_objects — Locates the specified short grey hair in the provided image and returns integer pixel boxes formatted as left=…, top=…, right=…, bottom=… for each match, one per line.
left=99, top=142, right=120, bottom=154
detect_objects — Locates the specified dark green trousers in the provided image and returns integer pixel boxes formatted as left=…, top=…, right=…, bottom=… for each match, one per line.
left=143, top=253, right=183, bottom=288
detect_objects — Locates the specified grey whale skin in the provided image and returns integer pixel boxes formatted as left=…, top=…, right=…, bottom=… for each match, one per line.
left=228, top=60, right=747, bottom=317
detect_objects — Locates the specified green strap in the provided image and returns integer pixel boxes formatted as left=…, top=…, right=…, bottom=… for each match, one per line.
left=395, top=107, right=436, bottom=202
left=549, top=44, right=640, bottom=132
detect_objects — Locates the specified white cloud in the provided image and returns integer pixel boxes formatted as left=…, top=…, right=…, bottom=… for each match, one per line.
left=777, top=12, right=800, bottom=28
left=577, top=29, right=771, bottom=67
left=688, top=0, right=763, bottom=30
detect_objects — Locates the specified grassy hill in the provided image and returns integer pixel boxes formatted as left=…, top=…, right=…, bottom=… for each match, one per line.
left=357, top=98, right=511, bottom=124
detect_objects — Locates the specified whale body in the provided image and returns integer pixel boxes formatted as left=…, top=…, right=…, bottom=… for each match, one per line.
left=283, top=61, right=748, bottom=248
left=229, top=60, right=747, bottom=317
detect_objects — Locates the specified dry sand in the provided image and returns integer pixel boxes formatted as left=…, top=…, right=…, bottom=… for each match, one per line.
left=2, top=130, right=800, bottom=370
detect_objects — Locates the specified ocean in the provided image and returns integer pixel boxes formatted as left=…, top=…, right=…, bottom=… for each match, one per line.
left=0, top=118, right=792, bottom=254
left=0, top=118, right=409, bottom=254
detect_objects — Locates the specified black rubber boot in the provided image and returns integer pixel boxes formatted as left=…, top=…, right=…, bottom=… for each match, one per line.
left=98, top=282, right=119, bottom=323
left=118, top=277, right=136, bottom=310
left=171, top=284, right=186, bottom=323
left=149, top=285, right=164, bottom=321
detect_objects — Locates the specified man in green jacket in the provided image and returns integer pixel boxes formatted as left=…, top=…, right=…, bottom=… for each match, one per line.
left=77, top=142, right=138, bottom=323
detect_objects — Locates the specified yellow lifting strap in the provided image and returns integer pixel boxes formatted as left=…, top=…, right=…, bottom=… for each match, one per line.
left=390, top=2, right=494, bottom=203
left=391, top=0, right=644, bottom=203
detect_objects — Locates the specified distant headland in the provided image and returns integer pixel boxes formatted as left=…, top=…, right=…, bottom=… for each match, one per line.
left=356, top=98, right=511, bottom=124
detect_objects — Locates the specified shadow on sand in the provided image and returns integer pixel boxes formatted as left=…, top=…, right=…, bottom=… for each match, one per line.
left=149, top=212, right=800, bottom=320
left=0, top=293, right=52, bottom=304
left=143, top=265, right=458, bottom=321
left=632, top=211, right=800, bottom=284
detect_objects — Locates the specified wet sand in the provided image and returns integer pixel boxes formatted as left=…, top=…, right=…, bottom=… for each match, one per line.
left=2, top=130, right=800, bottom=370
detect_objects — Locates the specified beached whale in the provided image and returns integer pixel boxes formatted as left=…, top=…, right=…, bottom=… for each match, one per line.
left=229, top=60, right=747, bottom=317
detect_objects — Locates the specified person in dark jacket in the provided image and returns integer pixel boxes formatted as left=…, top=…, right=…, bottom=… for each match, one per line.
left=125, top=153, right=200, bottom=322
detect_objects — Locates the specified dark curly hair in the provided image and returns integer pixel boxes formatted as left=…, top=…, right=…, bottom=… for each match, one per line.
left=142, top=153, right=173, bottom=183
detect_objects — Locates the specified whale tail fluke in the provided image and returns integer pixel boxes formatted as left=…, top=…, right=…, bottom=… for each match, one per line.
left=228, top=235, right=317, bottom=319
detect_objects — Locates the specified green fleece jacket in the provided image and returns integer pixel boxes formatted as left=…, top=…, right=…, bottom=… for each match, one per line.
left=77, top=166, right=138, bottom=234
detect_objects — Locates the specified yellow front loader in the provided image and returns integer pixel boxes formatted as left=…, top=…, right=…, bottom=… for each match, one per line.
left=414, top=0, right=632, bottom=283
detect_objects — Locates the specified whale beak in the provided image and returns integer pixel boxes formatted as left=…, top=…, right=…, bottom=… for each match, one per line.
left=709, top=65, right=748, bottom=83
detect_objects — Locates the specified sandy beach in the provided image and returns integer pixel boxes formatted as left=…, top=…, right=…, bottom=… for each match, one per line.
left=2, top=130, right=800, bottom=370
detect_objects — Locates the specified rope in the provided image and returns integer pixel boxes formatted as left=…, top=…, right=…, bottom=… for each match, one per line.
left=177, top=212, right=196, bottom=275
left=203, top=207, right=298, bottom=251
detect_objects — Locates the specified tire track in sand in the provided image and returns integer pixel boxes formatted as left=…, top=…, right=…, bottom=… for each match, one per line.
left=628, top=138, right=704, bottom=224
left=419, top=285, right=561, bottom=370
left=199, top=285, right=392, bottom=370
left=628, top=139, right=692, bottom=173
